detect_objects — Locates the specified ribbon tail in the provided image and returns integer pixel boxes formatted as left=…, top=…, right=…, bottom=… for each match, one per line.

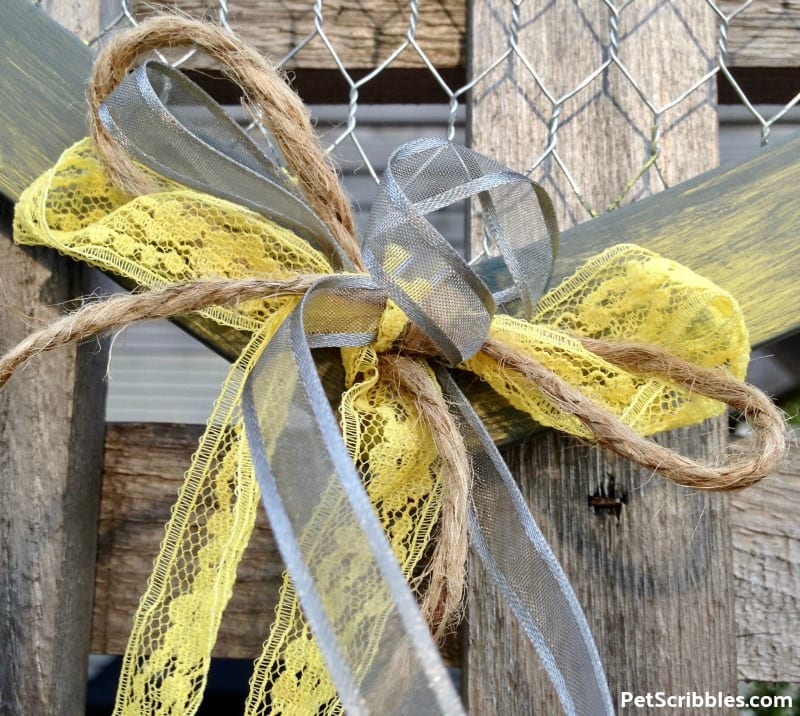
left=242, top=277, right=465, bottom=715
left=436, top=368, right=615, bottom=716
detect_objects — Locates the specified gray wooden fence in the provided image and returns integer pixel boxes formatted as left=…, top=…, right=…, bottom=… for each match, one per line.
left=1, top=1, right=798, bottom=713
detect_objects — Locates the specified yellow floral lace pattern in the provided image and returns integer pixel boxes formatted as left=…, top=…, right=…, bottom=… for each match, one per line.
left=13, top=138, right=749, bottom=715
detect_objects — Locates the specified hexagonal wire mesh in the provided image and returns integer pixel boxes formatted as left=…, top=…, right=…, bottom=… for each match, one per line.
left=43, top=0, right=800, bottom=238
left=35, top=0, right=800, bottom=425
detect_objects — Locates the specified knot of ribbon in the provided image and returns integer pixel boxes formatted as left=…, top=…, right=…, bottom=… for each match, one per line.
left=4, top=16, right=787, bottom=716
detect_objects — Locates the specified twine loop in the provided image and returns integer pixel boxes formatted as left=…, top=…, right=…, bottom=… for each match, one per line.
left=4, top=12, right=789, bottom=658
left=88, top=15, right=363, bottom=269
left=86, top=14, right=783, bottom=493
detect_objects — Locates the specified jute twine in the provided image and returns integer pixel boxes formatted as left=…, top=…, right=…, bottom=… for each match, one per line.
left=2, top=16, right=788, bottom=641
left=87, top=15, right=363, bottom=270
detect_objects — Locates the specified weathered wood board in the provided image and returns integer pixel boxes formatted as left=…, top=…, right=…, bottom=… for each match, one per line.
left=91, top=422, right=800, bottom=682
left=732, top=440, right=800, bottom=682
left=133, top=0, right=800, bottom=70
left=717, top=0, right=800, bottom=68
left=136, top=0, right=464, bottom=70
left=469, top=424, right=739, bottom=713
left=91, top=423, right=284, bottom=658
left=39, top=0, right=102, bottom=40
left=547, top=130, right=800, bottom=349
left=466, top=3, right=735, bottom=713
left=1, top=0, right=797, bottom=706
left=0, top=0, right=92, bottom=202
left=0, top=216, right=108, bottom=713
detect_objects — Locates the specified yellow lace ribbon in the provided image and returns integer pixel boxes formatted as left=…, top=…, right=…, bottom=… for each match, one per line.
left=14, top=138, right=748, bottom=715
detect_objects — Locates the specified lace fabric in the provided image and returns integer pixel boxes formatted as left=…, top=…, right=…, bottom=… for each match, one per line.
left=13, top=138, right=748, bottom=715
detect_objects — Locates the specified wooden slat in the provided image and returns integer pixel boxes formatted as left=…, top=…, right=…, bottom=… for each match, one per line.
left=547, top=130, right=800, bottom=349
left=732, top=441, right=800, bottom=681
left=91, top=422, right=800, bottom=682
left=466, top=3, right=734, bottom=714
left=0, top=1, right=92, bottom=202
left=138, top=0, right=464, bottom=70
left=718, top=0, right=800, bottom=68
left=0, top=220, right=108, bottom=713
left=1, top=0, right=796, bottom=145
left=0, top=0, right=785, bottom=688
left=39, top=0, right=102, bottom=40
left=91, top=423, right=284, bottom=658
left=469, top=424, right=739, bottom=713
left=91, top=423, right=468, bottom=663
left=136, top=0, right=800, bottom=70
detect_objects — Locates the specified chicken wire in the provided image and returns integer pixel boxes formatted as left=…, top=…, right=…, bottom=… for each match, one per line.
left=29, top=4, right=799, bottom=704
left=38, top=0, right=800, bottom=236
left=33, top=0, right=800, bottom=427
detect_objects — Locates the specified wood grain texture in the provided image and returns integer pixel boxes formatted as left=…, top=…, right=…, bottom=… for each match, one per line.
left=0, top=222, right=108, bottom=714
left=39, top=0, right=101, bottom=41
left=91, top=423, right=284, bottom=657
left=90, top=422, right=799, bottom=684
left=92, top=424, right=466, bottom=664
left=732, top=435, right=800, bottom=681
left=0, top=1, right=93, bottom=202
left=2, top=0, right=794, bottom=705
left=548, top=131, right=800, bottom=351
left=468, top=423, right=737, bottom=713
left=467, top=3, right=737, bottom=713
left=468, top=2, right=721, bottom=229
left=718, top=0, right=800, bottom=68
left=133, top=0, right=800, bottom=70
left=135, top=0, right=465, bottom=70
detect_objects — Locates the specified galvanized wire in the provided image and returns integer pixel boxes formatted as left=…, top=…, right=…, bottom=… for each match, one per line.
left=43, top=0, right=800, bottom=230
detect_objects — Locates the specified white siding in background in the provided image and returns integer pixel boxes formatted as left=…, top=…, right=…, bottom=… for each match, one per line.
left=105, top=106, right=466, bottom=423
left=104, top=106, right=799, bottom=423
left=104, top=321, right=231, bottom=422
left=717, top=106, right=800, bottom=165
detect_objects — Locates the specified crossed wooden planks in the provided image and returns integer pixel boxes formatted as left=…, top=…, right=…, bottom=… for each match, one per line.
left=3, top=3, right=799, bottom=351
left=1, top=0, right=798, bottom=689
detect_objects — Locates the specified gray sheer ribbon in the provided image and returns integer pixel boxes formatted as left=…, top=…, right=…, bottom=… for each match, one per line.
left=363, top=137, right=559, bottom=365
left=101, top=61, right=614, bottom=715
left=99, top=61, right=353, bottom=270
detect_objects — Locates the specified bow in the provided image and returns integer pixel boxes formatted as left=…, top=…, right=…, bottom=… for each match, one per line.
left=9, top=17, right=784, bottom=716
left=100, top=59, right=609, bottom=714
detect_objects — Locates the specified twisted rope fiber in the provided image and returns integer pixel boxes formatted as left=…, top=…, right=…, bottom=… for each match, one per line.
left=0, top=277, right=787, bottom=493
left=87, top=15, right=363, bottom=270
left=5, top=12, right=788, bottom=656
left=483, top=337, right=786, bottom=491
left=0, top=277, right=317, bottom=388
left=380, top=353, right=471, bottom=642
